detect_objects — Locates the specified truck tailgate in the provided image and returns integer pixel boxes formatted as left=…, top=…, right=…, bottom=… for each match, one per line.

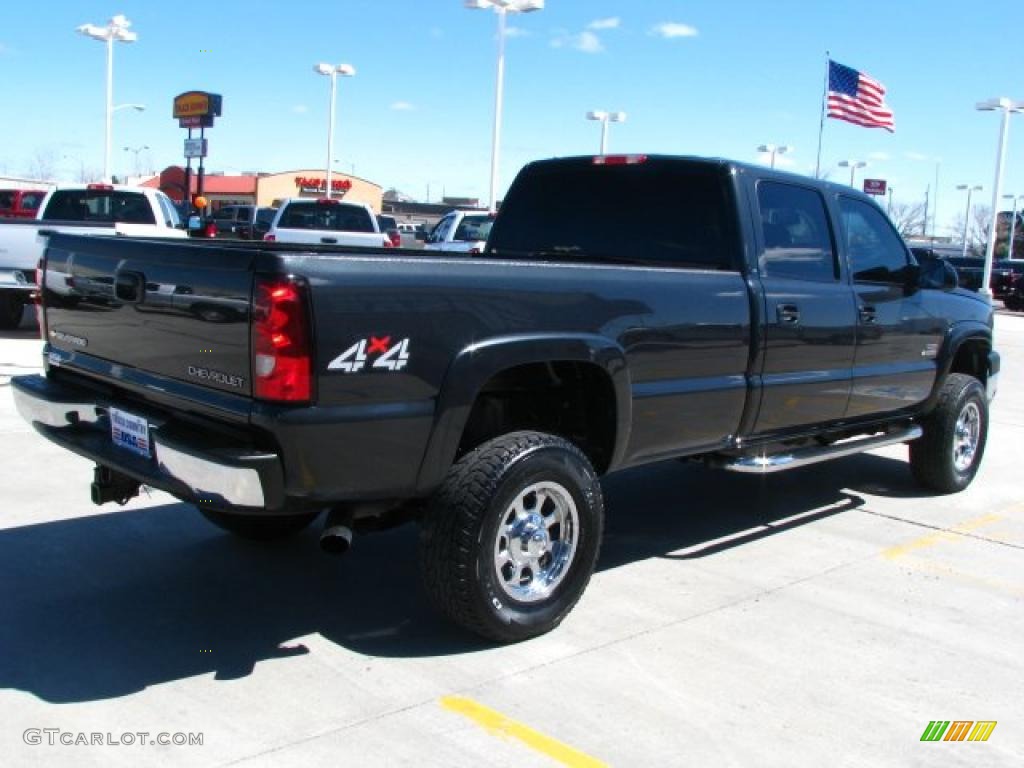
left=42, top=235, right=254, bottom=397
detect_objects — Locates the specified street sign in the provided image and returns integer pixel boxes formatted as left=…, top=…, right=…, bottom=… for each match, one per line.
left=863, top=179, right=887, bottom=196
left=184, top=138, right=208, bottom=159
left=178, top=115, right=214, bottom=128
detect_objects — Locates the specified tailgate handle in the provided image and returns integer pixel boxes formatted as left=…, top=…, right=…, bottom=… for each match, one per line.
left=115, top=271, right=144, bottom=303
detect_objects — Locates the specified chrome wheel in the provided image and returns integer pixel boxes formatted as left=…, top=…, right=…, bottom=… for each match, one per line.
left=953, top=401, right=981, bottom=473
left=493, top=481, right=579, bottom=603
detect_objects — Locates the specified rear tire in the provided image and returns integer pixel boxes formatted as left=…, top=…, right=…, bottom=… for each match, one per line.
left=419, top=431, right=604, bottom=643
left=0, top=292, right=25, bottom=330
left=910, top=373, right=988, bottom=493
left=198, top=508, right=319, bottom=541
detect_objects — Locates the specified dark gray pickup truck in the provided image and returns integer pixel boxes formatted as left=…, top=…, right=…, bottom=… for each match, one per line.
left=13, top=155, right=999, bottom=642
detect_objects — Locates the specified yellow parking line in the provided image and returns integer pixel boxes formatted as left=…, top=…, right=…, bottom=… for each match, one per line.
left=440, top=695, right=608, bottom=768
left=882, top=514, right=1002, bottom=560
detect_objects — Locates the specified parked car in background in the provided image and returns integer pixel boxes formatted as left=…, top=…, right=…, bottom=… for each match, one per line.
left=0, top=189, right=47, bottom=219
left=906, top=243, right=1018, bottom=295
left=264, top=198, right=389, bottom=247
left=209, top=204, right=277, bottom=240
left=377, top=214, right=401, bottom=248
left=992, top=259, right=1024, bottom=303
left=423, top=209, right=494, bottom=254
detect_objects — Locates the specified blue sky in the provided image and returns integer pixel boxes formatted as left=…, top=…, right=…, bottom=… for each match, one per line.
left=1, top=1, right=1021, bottom=234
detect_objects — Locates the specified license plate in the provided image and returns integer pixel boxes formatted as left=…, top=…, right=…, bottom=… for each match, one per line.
left=109, top=407, right=151, bottom=458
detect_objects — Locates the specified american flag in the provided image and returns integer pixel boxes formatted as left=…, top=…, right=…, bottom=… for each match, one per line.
left=827, top=60, right=895, bottom=132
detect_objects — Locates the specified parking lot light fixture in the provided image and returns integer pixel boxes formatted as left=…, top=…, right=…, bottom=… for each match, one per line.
left=587, top=111, right=626, bottom=155
left=838, top=159, right=867, bottom=187
left=465, top=0, right=544, bottom=212
left=957, top=184, right=984, bottom=258
left=314, top=63, right=356, bottom=199
left=757, top=144, right=791, bottom=169
left=76, top=14, right=137, bottom=183
left=977, top=98, right=1024, bottom=296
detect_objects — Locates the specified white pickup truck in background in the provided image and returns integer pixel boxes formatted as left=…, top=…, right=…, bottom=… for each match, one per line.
left=0, top=183, right=187, bottom=329
left=422, top=209, right=494, bottom=254
left=263, top=198, right=390, bottom=248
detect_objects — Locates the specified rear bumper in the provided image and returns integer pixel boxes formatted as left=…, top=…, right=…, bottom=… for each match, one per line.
left=12, top=374, right=284, bottom=511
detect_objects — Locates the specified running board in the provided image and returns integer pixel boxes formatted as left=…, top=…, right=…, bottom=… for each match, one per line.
left=719, top=425, right=923, bottom=474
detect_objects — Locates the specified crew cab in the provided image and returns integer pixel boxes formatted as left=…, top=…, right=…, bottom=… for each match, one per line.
left=263, top=198, right=389, bottom=248
left=0, top=184, right=186, bottom=328
left=423, top=209, right=494, bottom=253
left=13, top=155, right=998, bottom=642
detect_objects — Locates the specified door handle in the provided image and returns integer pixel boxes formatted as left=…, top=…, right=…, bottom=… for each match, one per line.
left=859, top=305, right=878, bottom=323
left=776, top=304, right=800, bottom=324
left=320, top=237, right=338, bottom=244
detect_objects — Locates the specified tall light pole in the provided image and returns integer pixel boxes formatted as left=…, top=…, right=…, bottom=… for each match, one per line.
left=77, top=14, right=137, bottom=184
left=838, top=159, right=867, bottom=187
left=957, top=184, right=983, bottom=258
left=976, top=97, right=1024, bottom=296
left=465, top=0, right=544, bottom=212
left=586, top=111, right=626, bottom=155
left=314, top=63, right=356, bottom=199
left=757, top=143, right=791, bottom=169
left=123, top=144, right=149, bottom=177
left=1003, top=193, right=1021, bottom=259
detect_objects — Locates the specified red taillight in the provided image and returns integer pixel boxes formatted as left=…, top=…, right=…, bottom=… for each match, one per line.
left=316, top=198, right=340, bottom=206
left=263, top=233, right=276, bottom=242
left=469, top=247, right=481, bottom=254
left=592, top=154, right=648, bottom=166
left=86, top=183, right=115, bottom=191
left=203, top=220, right=218, bottom=238
left=252, top=276, right=312, bottom=403
left=387, top=232, right=401, bottom=248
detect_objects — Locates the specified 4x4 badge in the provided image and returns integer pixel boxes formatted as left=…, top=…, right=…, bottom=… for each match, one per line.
left=328, top=336, right=410, bottom=373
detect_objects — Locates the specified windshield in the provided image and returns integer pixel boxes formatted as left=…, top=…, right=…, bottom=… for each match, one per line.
left=453, top=215, right=493, bottom=242
left=278, top=202, right=374, bottom=232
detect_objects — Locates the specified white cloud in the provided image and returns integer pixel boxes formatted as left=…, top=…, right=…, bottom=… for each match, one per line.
left=290, top=105, right=308, bottom=114
left=575, top=31, right=604, bottom=53
left=905, top=151, right=930, bottom=161
left=390, top=101, right=415, bottom=112
left=868, top=151, right=890, bottom=161
left=650, top=22, right=699, bottom=39
left=504, top=26, right=529, bottom=38
left=551, top=30, right=605, bottom=53
left=587, top=17, right=620, bottom=31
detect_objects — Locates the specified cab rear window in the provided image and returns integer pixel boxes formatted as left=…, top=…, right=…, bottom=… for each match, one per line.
left=45, top=190, right=155, bottom=224
left=278, top=202, right=374, bottom=232
left=487, top=159, right=740, bottom=270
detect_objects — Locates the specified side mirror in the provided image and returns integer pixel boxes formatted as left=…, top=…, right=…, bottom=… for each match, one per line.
left=916, top=258, right=958, bottom=291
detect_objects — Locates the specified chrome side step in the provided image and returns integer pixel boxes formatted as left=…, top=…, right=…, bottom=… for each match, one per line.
left=720, top=425, right=923, bottom=474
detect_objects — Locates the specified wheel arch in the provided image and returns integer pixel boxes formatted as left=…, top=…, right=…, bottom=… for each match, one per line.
left=414, top=333, right=631, bottom=493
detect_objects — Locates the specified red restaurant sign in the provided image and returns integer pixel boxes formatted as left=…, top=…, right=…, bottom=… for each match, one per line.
left=862, top=178, right=887, bottom=196
left=295, top=176, right=352, bottom=194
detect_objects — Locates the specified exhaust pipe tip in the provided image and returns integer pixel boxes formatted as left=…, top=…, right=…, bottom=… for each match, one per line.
left=319, top=523, right=353, bottom=555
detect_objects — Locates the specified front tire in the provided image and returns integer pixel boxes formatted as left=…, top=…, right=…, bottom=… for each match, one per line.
left=419, top=431, right=604, bottom=643
left=910, top=373, right=988, bottom=493
left=198, top=508, right=319, bottom=541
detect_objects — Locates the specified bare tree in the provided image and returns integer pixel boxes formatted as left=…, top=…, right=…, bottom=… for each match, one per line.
left=888, top=201, right=927, bottom=238
left=952, top=205, right=992, bottom=256
left=25, top=148, right=57, bottom=181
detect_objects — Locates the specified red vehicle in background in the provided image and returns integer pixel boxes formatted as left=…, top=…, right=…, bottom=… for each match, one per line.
left=0, top=189, right=47, bottom=219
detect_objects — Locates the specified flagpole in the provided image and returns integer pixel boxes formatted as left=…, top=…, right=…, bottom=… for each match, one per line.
left=815, top=51, right=830, bottom=178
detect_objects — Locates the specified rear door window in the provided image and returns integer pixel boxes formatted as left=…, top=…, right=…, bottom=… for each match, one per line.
left=454, top=214, right=493, bottom=242
left=756, top=181, right=838, bottom=282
